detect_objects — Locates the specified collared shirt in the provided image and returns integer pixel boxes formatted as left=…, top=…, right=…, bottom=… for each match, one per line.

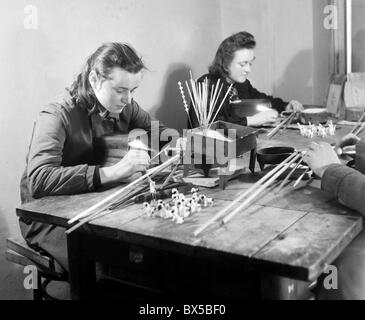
left=98, top=106, right=120, bottom=121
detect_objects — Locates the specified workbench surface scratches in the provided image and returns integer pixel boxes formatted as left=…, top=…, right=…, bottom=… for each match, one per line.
left=92, top=202, right=309, bottom=260
left=85, top=203, right=144, bottom=227
left=94, top=199, right=232, bottom=244
left=18, top=186, right=123, bottom=219
left=255, top=185, right=356, bottom=216
left=199, top=205, right=307, bottom=257
left=253, top=213, right=363, bottom=281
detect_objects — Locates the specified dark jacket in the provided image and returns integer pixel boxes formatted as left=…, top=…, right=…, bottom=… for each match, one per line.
left=20, top=90, right=167, bottom=203
left=188, top=73, right=288, bottom=128
left=322, top=140, right=365, bottom=215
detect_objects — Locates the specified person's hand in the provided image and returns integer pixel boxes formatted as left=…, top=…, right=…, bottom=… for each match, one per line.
left=100, top=149, right=150, bottom=185
left=303, top=142, right=341, bottom=178
left=115, top=149, right=150, bottom=179
left=285, top=100, right=304, bottom=113
left=334, top=133, right=361, bottom=155
left=247, top=109, right=279, bottom=126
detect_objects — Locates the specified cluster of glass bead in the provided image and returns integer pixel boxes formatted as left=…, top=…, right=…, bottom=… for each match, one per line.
left=143, top=188, right=214, bottom=224
left=297, top=120, right=336, bottom=138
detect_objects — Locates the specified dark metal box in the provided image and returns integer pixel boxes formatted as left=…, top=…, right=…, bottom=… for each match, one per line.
left=187, top=121, right=257, bottom=167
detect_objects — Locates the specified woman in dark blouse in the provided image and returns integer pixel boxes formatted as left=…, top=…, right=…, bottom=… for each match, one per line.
left=19, top=43, right=167, bottom=272
left=189, top=31, right=303, bottom=128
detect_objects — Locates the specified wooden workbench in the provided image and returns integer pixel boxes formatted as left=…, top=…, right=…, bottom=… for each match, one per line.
left=16, top=124, right=364, bottom=300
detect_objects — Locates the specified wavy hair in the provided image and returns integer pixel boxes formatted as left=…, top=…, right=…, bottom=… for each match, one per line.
left=209, top=31, right=256, bottom=78
left=69, top=42, right=146, bottom=114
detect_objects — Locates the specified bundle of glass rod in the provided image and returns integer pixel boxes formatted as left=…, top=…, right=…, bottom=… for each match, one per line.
left=66, top=153, right=181, bottom=234
left=178, top=74, right=233, bottom=133
left=65, top=182, right=149, bottom=234
left=194, top=151, right=306, bottom=236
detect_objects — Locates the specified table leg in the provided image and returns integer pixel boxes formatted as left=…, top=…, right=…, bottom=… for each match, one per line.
left=249, top=148, right=257, bottom=174
left=67, top=231, right=96, bottom=300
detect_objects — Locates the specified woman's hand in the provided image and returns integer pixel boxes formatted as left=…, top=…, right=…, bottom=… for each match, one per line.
left=285, top=100, right=304, bottom=113
left=247, top=109, right=278, bottom=126
left=99, top=149, right=150, bottom=185
left=334, top=133, right=361, bottom=155
left=304, top=142, right=341, bottom=178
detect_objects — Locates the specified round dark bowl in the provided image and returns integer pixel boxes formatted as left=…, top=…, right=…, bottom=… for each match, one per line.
left=256, top=146, right=295, bottom=170
left=299, top=108, right=330, bottom=124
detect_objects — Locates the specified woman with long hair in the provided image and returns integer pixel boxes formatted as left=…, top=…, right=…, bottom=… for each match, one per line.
left=19, top=42, right=167, bottom=272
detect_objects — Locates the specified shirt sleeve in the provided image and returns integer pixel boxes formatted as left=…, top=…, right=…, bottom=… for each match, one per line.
left=26, top=107, right=97, bottom=198
left=247, top=81, right=288, bottom=113
left=321, top=163, right=365, bottom=216
left=217, top=105, right=248, bottom=126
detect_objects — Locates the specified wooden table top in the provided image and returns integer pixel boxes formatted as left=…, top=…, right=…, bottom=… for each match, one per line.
left=17, top=123, right=364, bottom=281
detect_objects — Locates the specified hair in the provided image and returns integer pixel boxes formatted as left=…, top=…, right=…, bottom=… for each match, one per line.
left=208, top=31, right=256, bottom=78
left=69, top=42, right=146, bottom=113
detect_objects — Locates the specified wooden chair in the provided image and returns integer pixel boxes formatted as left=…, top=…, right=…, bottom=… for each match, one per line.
left=5, top=237, right=68, bottom=300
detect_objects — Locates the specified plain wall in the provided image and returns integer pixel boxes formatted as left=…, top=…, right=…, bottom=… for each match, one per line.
left=0, top=0, right=332, bottom=244
left=220, top=0, right=331, bottom=105
left=0, top=0, right=222, bottom=236
left=220, top=0, right=276, bottom=94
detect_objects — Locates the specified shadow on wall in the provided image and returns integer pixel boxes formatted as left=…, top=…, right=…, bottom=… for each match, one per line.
left=152, top=64, right=192, bottom=134
left=274, top=49, right=313, bottom=104
left=1, top=27, right=65, bottom=244
left=9, top=27, right=66, bottom=104
left=353, top=30, right=365, bottom=72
